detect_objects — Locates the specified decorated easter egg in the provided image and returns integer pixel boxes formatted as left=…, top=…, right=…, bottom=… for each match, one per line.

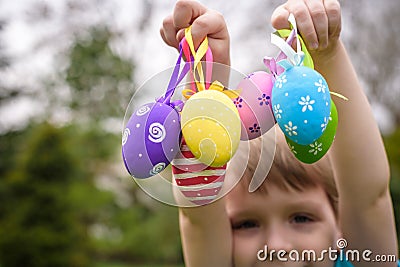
left=181, top=90, right=241, bottom=167
left=234, top=71, right=276, bottom=140
left=272, top=66, right=331, bottom=145
left=172, top=139, right=226, bottom=206
left=286, top=100, right=338, bottom=163
left=122, top=102, right=181, bottom=178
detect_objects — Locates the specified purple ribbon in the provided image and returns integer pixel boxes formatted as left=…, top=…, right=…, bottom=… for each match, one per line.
left=158, top=39, right=190, bottom=110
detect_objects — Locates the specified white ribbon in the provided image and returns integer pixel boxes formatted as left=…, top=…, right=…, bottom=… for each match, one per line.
left=288, top=13, right=301, bottom=54
left=271, top=13, right=305, bottom=68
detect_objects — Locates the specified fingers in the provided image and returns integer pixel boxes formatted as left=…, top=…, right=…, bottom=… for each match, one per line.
left=160, top=0, right=207, bottom=50
left=161, top=0, right=229, bottom=51
left=190, top=10, right=228, bottom=49
left=172, top=0, right=209, bottom=49
left=324, top=0, right=342, bottom=39
left=271, top=4, right=290, bottom=30
left=271, top=0, right=341, bottom=51
left=285, top=0, right=321, bottom=50
left=173, top=0, right=207, bottom=29
left=160, top=15, right=180, bottom=50
left=305, top=0, right=328, bottom=49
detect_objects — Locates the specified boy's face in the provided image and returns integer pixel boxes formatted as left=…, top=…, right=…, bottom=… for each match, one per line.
left=226, top=179, right=341, bottom=267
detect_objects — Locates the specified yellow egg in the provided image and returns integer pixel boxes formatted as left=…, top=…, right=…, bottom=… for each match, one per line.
left=181, top=90, right=241, bottom=167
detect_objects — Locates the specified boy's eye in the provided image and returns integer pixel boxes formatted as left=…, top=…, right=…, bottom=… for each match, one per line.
left=291, top=214, right=314, bottom=224
left=232, top=220, right=259, bottom=230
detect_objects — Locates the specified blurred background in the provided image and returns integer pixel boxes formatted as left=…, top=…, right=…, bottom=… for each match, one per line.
left=0, top=0, right=399, bottom=266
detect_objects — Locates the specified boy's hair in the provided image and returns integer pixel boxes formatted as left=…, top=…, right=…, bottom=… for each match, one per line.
left=228, top=126, right=338, bottom=216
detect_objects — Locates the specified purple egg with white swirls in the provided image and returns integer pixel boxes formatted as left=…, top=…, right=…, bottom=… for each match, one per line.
left=122, top=102, right=181, bottom=179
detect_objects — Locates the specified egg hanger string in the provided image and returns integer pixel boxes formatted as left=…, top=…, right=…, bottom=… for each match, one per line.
left=181, top=26, right=240, bottom=100
left=122, top=40, right=188, bottom=179
left=158, top=38, right=191, bottom=111
left=181, top=26, right=213, bottom=99
left=264, top=29, right=295, bottom=78
left=185, top=26, right=213, bottom=90
left=264, top=28, right=314, bottom=78
left=270, top=13, right=306, bottom=70
left=269, top=13, right=348, bottom=101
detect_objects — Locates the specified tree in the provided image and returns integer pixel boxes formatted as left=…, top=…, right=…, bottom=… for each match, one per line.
left=0, top=123, right=89, bottom=267
left=0, top=19, right=18, bottom=105
left=65, top=26, right=134, bottom=122
left=385, top=128, right=400, bottom=250
left=0, top=1, right=183, bottom=266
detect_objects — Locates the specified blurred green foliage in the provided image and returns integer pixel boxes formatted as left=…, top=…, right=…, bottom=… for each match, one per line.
left=385, top=128, right=400, bottom=178
left=0, top=23, right=183, bottom=266
left=0, top=123, right=89, bottom=267
left=66, top=26, right=133, bottom=121
left=0, top=122, right=183, bottom=266
left=384, top=128, right=400, bottom=242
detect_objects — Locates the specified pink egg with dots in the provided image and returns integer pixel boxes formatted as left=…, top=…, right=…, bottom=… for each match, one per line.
left=234, top=71, right=276, bottom=140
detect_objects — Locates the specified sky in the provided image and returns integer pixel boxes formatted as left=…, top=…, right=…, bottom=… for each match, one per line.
left=0, top=0, right=396, bottom=134
left=0, top=0, right=278, bottom=132
left=0, top=0, right=278, bottom=86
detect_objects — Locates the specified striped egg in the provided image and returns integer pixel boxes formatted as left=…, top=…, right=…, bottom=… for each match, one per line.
left=122, top=102, right=181, bottom=179
left=234, top=71, right=276, bottom=140
left=172, top=139, right=226, bottom=206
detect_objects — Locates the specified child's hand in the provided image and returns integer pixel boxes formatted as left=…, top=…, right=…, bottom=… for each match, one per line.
left=160, top=0, right=230, bottom=66
left=271, top=0, right=341, bottom=59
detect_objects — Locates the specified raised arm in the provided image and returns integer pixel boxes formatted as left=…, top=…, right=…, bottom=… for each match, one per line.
left=272, top=0, right=397, bottom=265
left=322, top=40, right=397, bottom=266
left=161, top=1, right=232, bottom=266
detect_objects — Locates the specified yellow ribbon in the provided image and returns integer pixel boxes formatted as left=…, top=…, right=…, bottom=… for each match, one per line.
left=182, top=80, right=240, bottom=100
left=184, top=26, right=208, bottom=92
left=330, top=92, right=349, bottom=101
left=182, top=26, right=240, bottom=100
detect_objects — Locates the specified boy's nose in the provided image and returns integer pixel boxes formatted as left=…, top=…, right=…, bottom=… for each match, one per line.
left=265, top=225, right=293, bottom=254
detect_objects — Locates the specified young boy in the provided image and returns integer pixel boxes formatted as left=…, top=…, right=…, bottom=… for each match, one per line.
left=160, top=0, right=398, bottom=266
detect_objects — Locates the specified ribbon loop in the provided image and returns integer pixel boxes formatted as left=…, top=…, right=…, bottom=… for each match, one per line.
left=263, top=57, right=277, bottom=76
left=180, top=26, right=240, bottom=100
left=268, top=13, right=313, bottom=72
left=288, top=13, right=301, bottom=54
left=161, top=38, right=190, bottom=106
left=184, top=26, right=212, bottom=94
left=271, top=31, right=305, bottom=70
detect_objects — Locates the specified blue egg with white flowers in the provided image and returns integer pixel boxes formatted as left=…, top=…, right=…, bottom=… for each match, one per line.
left=271, top=65, right=331, bottom=145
